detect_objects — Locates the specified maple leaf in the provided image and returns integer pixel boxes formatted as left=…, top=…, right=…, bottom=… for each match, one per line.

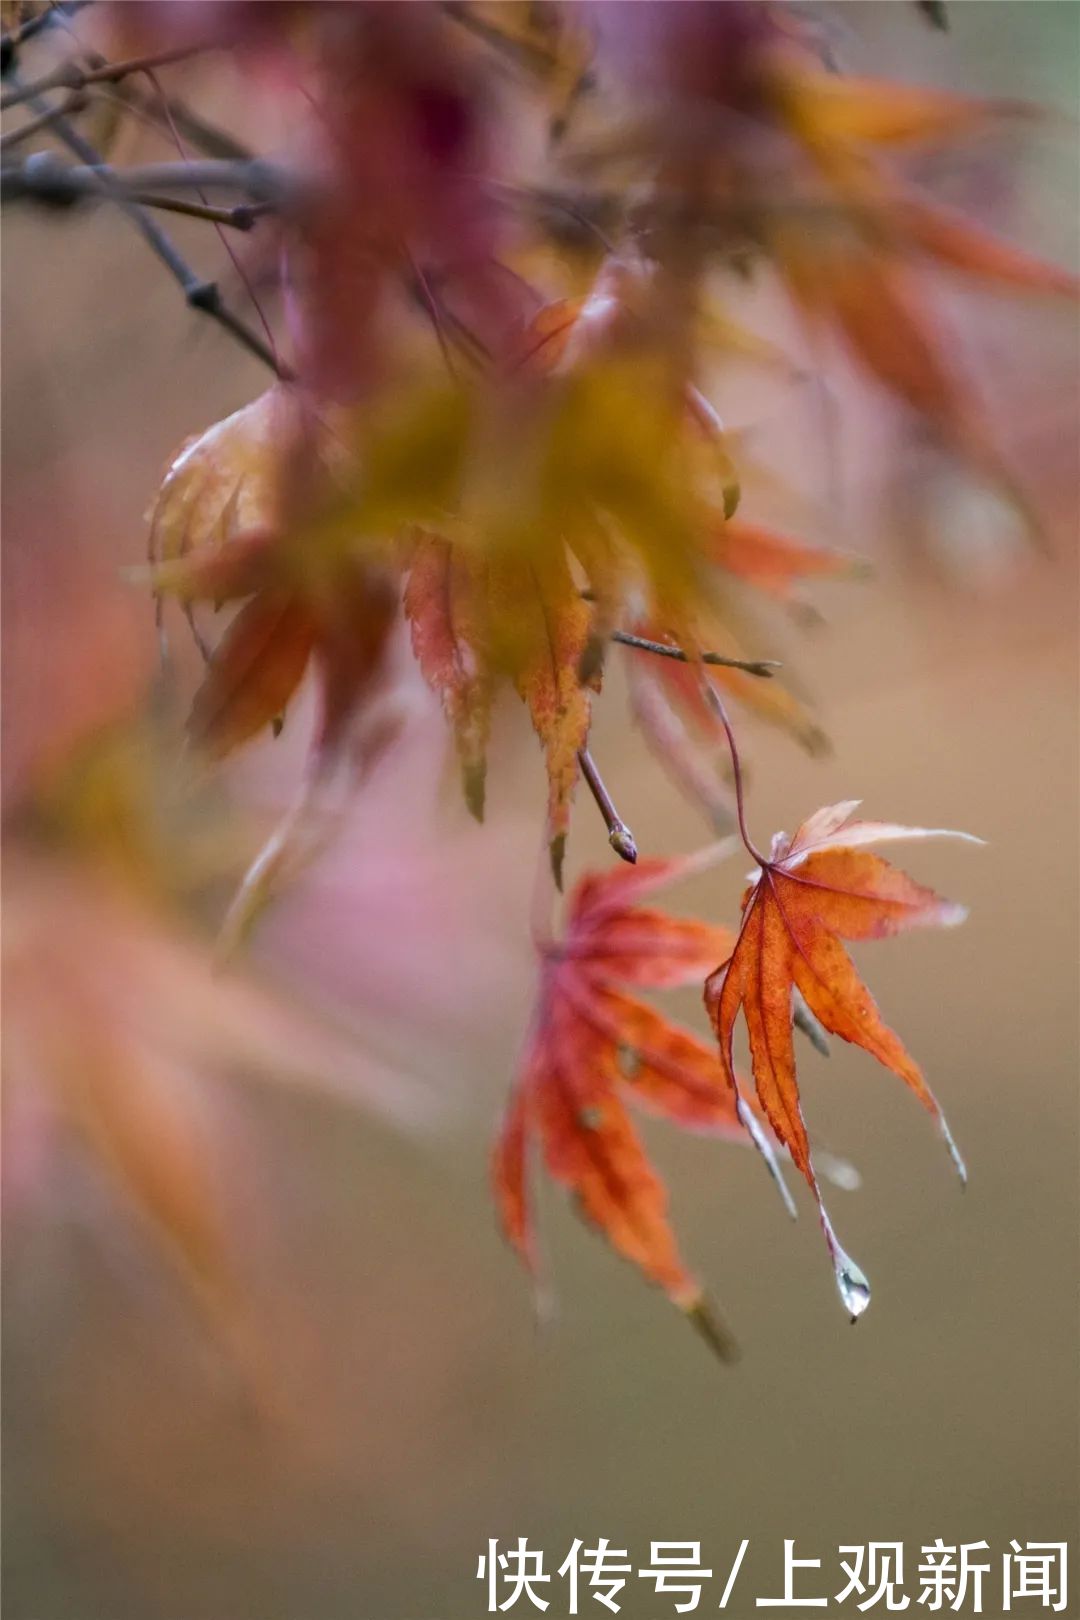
left=148, top=391, right=285, bottom=567
left=153, top=525, right=399, bottom=768
left=494, top=262, right=743, bottom=649
left=146, top=390, right=408, bottom=942
left=704, top=801, right=980, bottom=1317
left=405, top=531, right=595, bottom=881
left=894, top=188, right=1080, bottom=301
left=774, top=59, right=1024, bottom=153
left=4, top=779, right=435, bottom=1400
left=496, top=845, right=792, bottom=1360
left=761, top=58, right=1078, bottom=501
left=403, top=531, right=492, bottom=820
left=584, top=15, right=1075, bottom=521
left=626, top=515, right=852, bottom=781
left=637, top=628, right=829, bottom=763
left=713, top=518, right=867, bottom=609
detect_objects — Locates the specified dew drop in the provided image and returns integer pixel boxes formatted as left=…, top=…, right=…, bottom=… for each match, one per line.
left=821, top=1209, right=871, bottom=1321
left=834, top=1246, right=871, bottom=1322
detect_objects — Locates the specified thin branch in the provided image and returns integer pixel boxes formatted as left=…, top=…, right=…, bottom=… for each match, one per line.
left=43, top=1, right=256, bottom=161
left=611, top=628, right=779, bottom=679
left=106, top=78, right=255, bottom=162
left=0, top=156, right=288, bottom=205
left=0, top=86, right=84, bottom=150
left=2, top=82, right=288, bottom=376
left=0, top=0, right=92, bottom=69
left=1, top=43, right=207, bottom=110
left=124, top=191, right=269, bottom=229
left=578, top=747, right=638, bottom=865
left=145, top=62, right=282, bottom=373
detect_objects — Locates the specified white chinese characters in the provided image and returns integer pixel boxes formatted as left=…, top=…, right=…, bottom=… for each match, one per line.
left=477, top=1537, right=1070, bottom=1613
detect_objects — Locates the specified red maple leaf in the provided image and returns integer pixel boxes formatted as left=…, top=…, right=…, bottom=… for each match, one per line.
left=495, top=846, right=785, bottom=1360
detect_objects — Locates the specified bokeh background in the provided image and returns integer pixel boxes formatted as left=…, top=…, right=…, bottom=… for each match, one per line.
left=3, top=4, right=1078, bottom=1617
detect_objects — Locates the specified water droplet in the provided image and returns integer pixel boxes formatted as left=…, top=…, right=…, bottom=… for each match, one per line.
left=834, top=1246, right=871, bottom=1321
left=821, top=1209, right=871, bottom=1320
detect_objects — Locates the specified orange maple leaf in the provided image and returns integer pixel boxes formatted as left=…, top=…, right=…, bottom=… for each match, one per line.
left=627, top=515, right=851, bottom=782
left=705, top=800, right=980, bottom=1316
left=151, top=531, right=402, bottom=946
left=150, top=501, right=397, bottom=776
left=712, top=518, right=866, bottom=606
left=762, top=56, right=1078, bottom=496
left=403, top=531, right=492, bottom=820
left=495, top=846, right=788, bottom=1360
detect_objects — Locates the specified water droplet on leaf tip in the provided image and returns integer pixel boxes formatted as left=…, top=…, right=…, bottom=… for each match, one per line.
left=834, top=1250, right=871, bottom=1321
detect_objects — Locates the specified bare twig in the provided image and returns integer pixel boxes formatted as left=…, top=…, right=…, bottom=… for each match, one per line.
left=578, top=747, right=638, bottom=864
left=2, top=83, right=288, bottom=376
left=123, top=191, right=270, bottom=229
left=0, top=0, right=92, bottom=69
left=107, top=78, right=255, bottom=162
left=144, top=62, right=282, bottom=375
left=611, top=628, right=779, bottom=678
left=1, top=43, right=207, bottom=110
left=0, top=86, right=84, bottom=149
left=0, top=155, right=288, bottom=205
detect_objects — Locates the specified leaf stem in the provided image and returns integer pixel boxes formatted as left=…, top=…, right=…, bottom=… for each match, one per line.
left=704, top=687, right=767, bottom=866
left=578, top=747, right=638, bottom=865
left=612, top=628, right=778, bottom=678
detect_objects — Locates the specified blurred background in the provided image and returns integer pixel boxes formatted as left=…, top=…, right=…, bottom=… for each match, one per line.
left=3, top=4, right=1077, bottom=1617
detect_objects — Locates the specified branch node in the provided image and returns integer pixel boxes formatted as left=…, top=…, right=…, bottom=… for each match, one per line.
left=185, top=277, right=221, bottom=313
